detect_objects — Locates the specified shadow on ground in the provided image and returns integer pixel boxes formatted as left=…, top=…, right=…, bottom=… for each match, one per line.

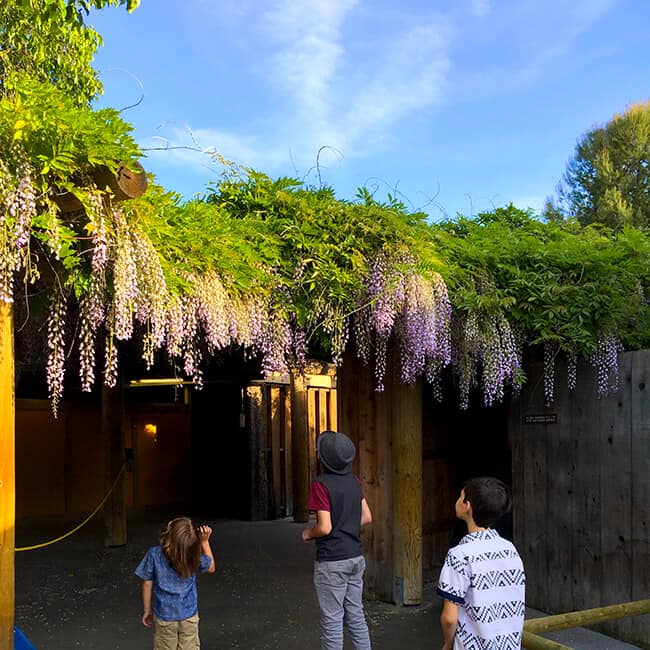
left=15, top=509, right=441, bottom=649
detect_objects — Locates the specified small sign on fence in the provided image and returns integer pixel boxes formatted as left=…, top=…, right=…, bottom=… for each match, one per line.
left=523, top=413, right=557, bottom=424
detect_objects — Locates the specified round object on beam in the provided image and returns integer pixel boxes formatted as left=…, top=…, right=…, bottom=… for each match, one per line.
left=52, top=160, right=148, bottom=214
left=95, top=160, right=148, bottom=201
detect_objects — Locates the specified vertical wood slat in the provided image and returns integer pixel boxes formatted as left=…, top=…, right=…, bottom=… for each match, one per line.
left=270, top=387, right=282, bottom=518
left=510, top=386, right=525, bottom=579
left=630, top=351, right=650, bottom=645
left=376, top=350, right=396, bottom=601
left=291, top=372, right=310, bottom=523
left=307, top=388, right=318, bottom=484
left=283, top=387, right=293, bottom=517
left=0, top=303, right=15, bottom=648
left=547, top=357, right=574, bottom=614
left=572, top=361, right=602, bottom=613
left=329, top=388, right=338, bottom=430
left=247, top=385, right=268, bottom=521
left=521, top=362, right=549, bottom=611
left=318, top=389, right=328, bottom=433
left=599, top=353, right=632, bottom=639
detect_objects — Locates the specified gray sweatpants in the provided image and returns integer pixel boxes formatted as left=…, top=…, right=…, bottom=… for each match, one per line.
left=314, top=556, right=372, bottom=650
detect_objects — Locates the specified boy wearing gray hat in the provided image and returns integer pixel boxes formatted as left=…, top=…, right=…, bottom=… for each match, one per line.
left=302, top=430, right=373, bottom=650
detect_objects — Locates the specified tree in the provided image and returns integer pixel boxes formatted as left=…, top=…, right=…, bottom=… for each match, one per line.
left=553, top=101, right=650, bottom=228
left=0, top=0, right=139, bottom=104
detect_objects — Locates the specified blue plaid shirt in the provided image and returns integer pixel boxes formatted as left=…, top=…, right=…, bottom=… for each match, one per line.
left=136, top=545, right=212, bottom=621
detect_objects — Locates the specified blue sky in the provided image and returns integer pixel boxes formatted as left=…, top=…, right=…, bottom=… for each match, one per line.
left=91, top=0, right=649, bottom=221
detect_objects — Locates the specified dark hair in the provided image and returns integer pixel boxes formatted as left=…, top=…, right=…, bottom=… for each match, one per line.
left=160, top=517, right=201, bottom=578
left=462, top=477, right=512, bottom=528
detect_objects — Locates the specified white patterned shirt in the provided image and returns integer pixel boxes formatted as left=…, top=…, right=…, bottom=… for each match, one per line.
left=437, top=529, right=526, bottom=650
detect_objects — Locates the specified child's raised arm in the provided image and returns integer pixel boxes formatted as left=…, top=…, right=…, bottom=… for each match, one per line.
left=141, top=580, right=153, bottom=627
left=198, top=525, right=215, bottom=573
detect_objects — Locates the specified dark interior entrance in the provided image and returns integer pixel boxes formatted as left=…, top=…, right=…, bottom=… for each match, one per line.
left=422, top=386, right=513, bottom=575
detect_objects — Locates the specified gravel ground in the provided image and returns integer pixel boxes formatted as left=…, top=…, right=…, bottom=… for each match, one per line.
left=15, top=509, right=441, bottom=649
left=15, top=509, right=642, bottom=649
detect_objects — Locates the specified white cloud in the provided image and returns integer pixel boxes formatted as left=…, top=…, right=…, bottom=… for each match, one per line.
left=148, top=0, right=618, bottom=181
left=343, top=23, right=450, bottom=143
left=470, top=0, right=490, bottom=17
left=264, top=0, right=358, bottom=122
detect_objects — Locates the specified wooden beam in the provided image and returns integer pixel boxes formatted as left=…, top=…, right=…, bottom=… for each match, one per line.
left=0, top=302, right=15, bottom=648
left=391, top=372, right=423, bottom=605
left=290, top=371, right=310, bottom=523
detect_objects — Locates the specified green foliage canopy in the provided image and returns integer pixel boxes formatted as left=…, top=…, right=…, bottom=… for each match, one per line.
left=430, top=205, right=650, bottom=356
left=0, top=0, right=139, bottom=104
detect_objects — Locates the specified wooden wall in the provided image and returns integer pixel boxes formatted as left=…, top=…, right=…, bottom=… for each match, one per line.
left=511, top=351, right=650, bottom=647
left=338, top=348, right=423, bottom=605
left=15, top=399, right=191, bottom=518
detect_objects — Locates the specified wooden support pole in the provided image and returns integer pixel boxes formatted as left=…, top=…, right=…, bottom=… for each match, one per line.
left=291, top=371, right=310, bottom=523
left=0, top=302, right=15, bottom=648
left=524, top=599, right=650, bottom=634
left=102, top=380, right=127, bottom=547
left=391, top=373, right=422, bottom=605
left=522, top=631, right=571, bottom=650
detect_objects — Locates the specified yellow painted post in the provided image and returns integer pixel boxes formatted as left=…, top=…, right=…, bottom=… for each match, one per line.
left=0, top=302, right=15, bottom=648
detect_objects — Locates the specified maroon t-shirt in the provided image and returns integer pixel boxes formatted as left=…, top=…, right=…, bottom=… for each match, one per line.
left=308, top=473, right=364, bottom=561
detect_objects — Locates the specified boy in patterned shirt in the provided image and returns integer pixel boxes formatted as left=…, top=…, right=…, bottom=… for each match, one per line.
left=437, top=477, right=525, bottom=650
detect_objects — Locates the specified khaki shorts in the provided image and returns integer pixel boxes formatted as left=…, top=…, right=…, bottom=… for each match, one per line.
left=153, top=613, right=200, bottom=650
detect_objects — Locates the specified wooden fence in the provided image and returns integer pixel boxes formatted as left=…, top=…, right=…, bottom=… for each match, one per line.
left=512, top=350, right=650, bottom=647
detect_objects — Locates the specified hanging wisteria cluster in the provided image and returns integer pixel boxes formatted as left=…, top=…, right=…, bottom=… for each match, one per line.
left=354, top=250, right=452, bottom=393
left=590, top=334, right=622, bottom=397
left=0, top=157, right=38, bottom=303
left=452, top=312, right=522, bottom=410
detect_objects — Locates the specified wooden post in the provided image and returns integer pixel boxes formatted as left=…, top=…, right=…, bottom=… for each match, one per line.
left=291, top=371, right=310, bottom=523
left=102, top=380, right=127, bottom=547
left=391, top=371, right=423, bottom=605
left=0, top=302, right=15, bottom=648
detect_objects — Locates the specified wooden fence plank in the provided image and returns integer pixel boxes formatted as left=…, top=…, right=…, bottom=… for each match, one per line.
left=599, top=353, right=632, bottom=639
left=630, top=350, right=650, bottom=645
left=571, top=361, right=602, bottom=613
left=247, top=385, right=268, bottom=521
left=520, top=361, right=549, bottom=611
left=546, top=358, right=574, bottom=614
left=290, top=373, right=309, bottom=522
left=270, top=387, right=282, bottom=518
left=283, top=387, right=293, bottom=516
